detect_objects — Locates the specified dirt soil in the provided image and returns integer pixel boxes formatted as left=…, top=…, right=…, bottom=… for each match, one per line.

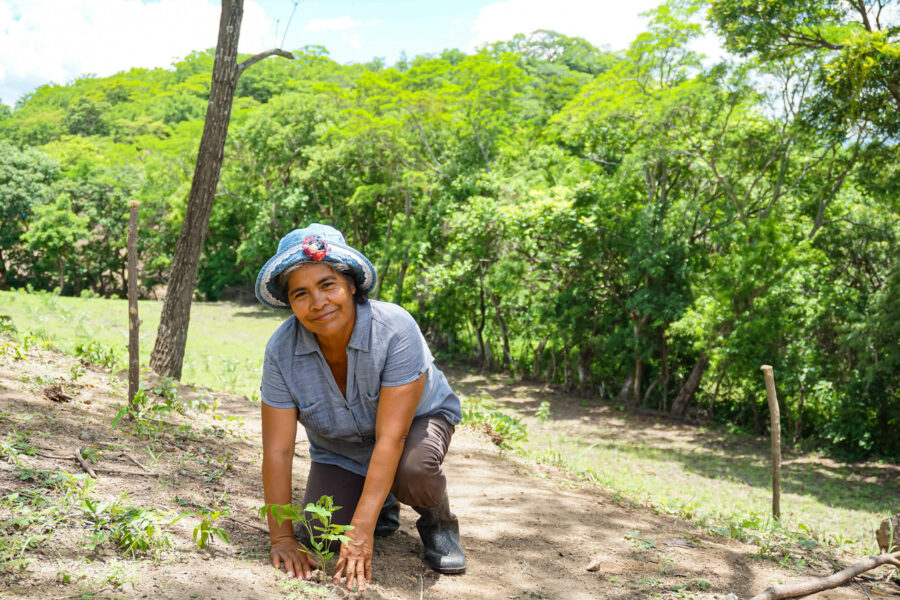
left=0, top=345, right=885, bottom=600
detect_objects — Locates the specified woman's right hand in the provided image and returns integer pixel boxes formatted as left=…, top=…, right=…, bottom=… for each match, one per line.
left=270, top=538, right=318, bottom=579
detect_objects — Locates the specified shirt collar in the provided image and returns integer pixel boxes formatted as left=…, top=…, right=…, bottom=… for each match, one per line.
left=293, top=300, right=372, bottom=355
left=348, top=300, right=371, bottom=352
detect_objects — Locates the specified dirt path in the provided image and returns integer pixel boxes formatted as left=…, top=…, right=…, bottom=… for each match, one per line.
left=0, top=346, right=875, bottom=599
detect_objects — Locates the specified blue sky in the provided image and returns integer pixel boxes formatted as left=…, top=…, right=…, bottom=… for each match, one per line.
left=0, top=0, right=688, bottom=106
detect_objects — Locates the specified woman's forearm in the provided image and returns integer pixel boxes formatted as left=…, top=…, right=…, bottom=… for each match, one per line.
left=262, top=450, right=296, bottom=544
left=351, top=437, right=406, bottom=532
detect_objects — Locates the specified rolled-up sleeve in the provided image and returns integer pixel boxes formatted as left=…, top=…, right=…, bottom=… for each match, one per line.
left=260, top=346, right=296, bottom=409
left=380, top=315, right=429, bottom=387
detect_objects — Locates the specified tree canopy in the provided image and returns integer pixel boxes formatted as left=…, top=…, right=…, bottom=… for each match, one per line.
left=1, top=6, right=897, bottom=458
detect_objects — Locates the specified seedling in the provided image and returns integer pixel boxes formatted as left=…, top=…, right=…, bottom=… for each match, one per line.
left=535, top=401, right=550, bottom=423
left=69, top=362, right=86, bottom=382
left=191, top=510, right=229, bottom=549
left=259, top=495, right=354, bottom=580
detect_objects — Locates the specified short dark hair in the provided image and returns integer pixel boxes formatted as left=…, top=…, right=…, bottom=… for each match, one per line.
left=277, top=261, right=369, bottom=305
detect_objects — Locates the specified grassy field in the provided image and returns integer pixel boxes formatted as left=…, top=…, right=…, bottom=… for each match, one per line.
left=1, top=289, right=894, bottom=558
left=522, top=424, right=894, bottom=556
left=0, top=289, right=286, bottom=398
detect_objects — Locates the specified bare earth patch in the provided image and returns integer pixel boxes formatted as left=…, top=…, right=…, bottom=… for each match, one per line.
left=0, top=346, right=877, bottom=599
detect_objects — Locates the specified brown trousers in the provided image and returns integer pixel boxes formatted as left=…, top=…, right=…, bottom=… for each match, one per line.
left=298, top=414, right=454, bottom=540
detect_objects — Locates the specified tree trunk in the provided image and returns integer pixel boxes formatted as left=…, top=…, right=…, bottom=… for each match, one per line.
left=670, top=352, right=709, bottom=417
left=371, top=215, right=392, bottom=300
left=616, top=376, right=634, bottom=405
left=793, top=375, right=805, bottom=445
left=577, top=347, right=590, bottom=388
left=472, top=318, right=485, bottom=364
left=489, top=291, right=512, bottom=371
left=149, top=0, right=292, bottom=379
left=631, top=356, right=644, bottom=408
left=660, top=333, right=670, bottom=411
left=475, top=273, right=487, bottom=369
left=392, top=247, right=409, bottom=305
left=548, top=349, right=557, bottom=382
left=57, top=256, right=64, bottom=293
left=533, top=336, right=548, bottom=378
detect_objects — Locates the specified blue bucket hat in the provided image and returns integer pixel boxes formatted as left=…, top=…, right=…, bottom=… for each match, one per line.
left=255, top=223, right=376, bottom=309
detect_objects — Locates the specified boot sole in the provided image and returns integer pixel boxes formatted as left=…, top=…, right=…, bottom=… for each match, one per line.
left=433, top=565, right=466, bottom=575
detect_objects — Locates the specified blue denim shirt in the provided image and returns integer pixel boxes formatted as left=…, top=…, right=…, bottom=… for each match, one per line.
left=260, top=300, right=461, bottom=477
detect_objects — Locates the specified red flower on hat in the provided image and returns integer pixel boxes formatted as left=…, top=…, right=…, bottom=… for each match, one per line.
left=301, top=235, right=328, bottom=261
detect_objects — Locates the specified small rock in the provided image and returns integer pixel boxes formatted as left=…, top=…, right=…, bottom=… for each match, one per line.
left=586, top=557, right=602, bottom=572
left=43, top=385, right=72, bottom=403
left=724, top=594, right=740, bottom=600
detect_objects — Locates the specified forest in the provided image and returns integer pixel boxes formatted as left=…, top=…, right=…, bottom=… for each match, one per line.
left=1, top=0, right=898, bottom=458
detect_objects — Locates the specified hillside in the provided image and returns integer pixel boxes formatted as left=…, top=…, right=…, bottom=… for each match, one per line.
left=0, top=342, right=883, bottom=599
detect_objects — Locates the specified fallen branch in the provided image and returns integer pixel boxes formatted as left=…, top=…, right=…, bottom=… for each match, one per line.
left=225, top=515, right=269, bottom=535
left=117, top=452, right=150, bottom=472
left=743, top=551, right=900, bottom=600
left=74, top=447, right=98, bottom=479
left=34, top=451, right=73, bottom=460
left=92, top=467, right=159, bottom=477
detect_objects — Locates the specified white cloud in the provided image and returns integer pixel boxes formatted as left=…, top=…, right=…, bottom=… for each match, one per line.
left=341, top=32, right=362, bottom=50
left=305, top=16, right=366, bottom=33
left=471, top=0, right=727, bottom=65
left=471, top=0, right=661, bottom=51
left=0, top=0, right=274, bottom=104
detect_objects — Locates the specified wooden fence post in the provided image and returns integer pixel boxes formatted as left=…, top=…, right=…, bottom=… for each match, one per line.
left=761, top=365, right=781, bottom=521
left=127, top=201, right=140, bottom=409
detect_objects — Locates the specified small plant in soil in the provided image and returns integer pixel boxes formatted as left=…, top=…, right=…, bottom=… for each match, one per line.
left=260, top=495, right=354, bottom=581
left=69, top=361, right=86, bottom=382
left=535, top=400, right=550, bottom=423
left=190, top=509, right=229, bottom=549
left=81, top=494, right=176, bottom=557
left=461, top=393, right=528, bottom=449
left=74, top=340, right=125, bottom=372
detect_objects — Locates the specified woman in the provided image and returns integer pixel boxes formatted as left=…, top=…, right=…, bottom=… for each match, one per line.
left=256, top=223, right=466, bottom=591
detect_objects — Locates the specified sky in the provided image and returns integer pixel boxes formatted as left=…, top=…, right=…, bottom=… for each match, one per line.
left=0, top=0, right=709, bottom=106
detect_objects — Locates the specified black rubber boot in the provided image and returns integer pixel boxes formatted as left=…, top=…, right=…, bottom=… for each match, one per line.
left=374, top=496, right=400, bottom=537
left=414, top=492, right=466, bottom=574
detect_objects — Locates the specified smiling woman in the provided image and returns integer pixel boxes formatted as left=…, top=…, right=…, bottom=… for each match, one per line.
left=254, top=223, right=466, bottom=592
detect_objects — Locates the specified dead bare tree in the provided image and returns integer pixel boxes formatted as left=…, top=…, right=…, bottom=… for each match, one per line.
left=150, top=0, right=293, bottom=379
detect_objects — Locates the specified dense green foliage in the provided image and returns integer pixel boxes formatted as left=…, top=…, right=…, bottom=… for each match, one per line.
left=0, top=4, right=897, bottom=457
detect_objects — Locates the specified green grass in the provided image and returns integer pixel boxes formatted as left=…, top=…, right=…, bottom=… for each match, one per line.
left=520, top=414, right=895, bottom=556
left=0, top=289, right=287, bottom=398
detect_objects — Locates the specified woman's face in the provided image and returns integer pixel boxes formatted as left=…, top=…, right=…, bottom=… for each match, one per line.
left=286, top=262, right=357, bottom=341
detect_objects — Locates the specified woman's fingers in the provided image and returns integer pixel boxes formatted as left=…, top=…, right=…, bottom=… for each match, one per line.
left=332, top=556, right=347, bottom=585
left=355, top=561, right=367, bottom=591
left=298, top=554, right=311, bottom=580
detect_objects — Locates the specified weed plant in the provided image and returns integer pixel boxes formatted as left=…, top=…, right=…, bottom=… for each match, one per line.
left=461, top=393, right=528, bottom=449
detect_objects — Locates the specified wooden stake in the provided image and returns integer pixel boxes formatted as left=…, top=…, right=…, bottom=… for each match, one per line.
left=761, top=365, right=781, bottom=521
left=127, top=201, right=140, bottom=408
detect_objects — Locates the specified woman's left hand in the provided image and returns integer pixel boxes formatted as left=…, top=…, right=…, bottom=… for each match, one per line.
left=332, top=528, right=374, bottom=591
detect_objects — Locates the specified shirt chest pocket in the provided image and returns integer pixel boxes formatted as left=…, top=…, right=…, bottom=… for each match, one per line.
left=295, top=395, right=336, bottom=436
left=360, top=388, right=379, bottom=422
